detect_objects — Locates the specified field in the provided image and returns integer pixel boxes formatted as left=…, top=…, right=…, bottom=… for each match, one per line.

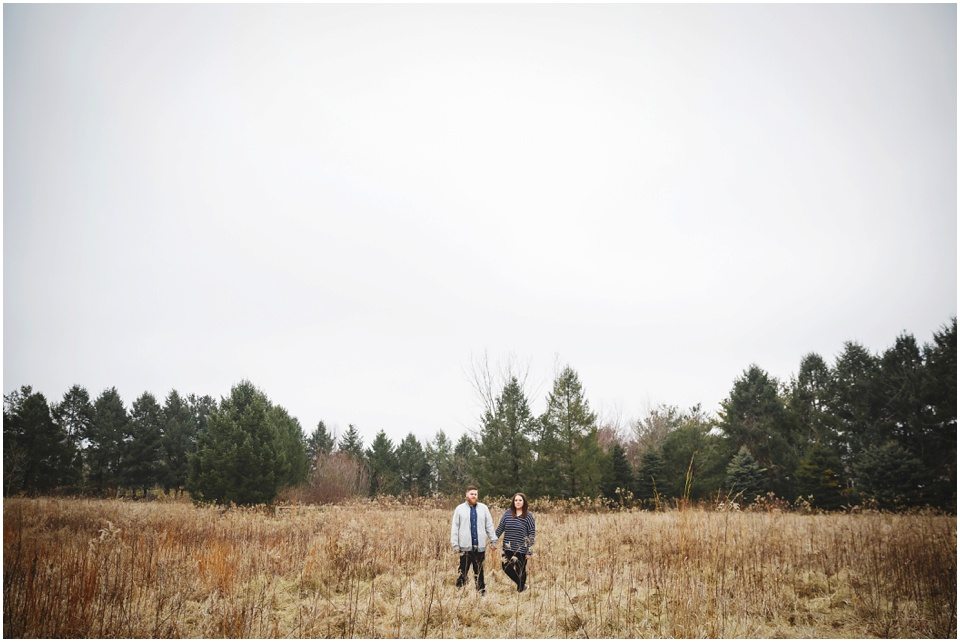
left=3, top=497, right=956, bottom=638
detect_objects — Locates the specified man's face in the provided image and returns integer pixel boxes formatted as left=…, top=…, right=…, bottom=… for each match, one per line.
left=465, top=489, right=478, bottom=505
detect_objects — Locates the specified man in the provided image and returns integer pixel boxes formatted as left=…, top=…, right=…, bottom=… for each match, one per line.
left=450, top=485, right=498, bottom=594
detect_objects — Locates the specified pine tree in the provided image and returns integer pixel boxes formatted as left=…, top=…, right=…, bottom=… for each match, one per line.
left=451, top=433, right=477, bottom=492
left=3, top=386, right=33, bottom=497
left=306, top=420, right=335, bottom=469
left=425, top=431, right=455, bottom=496
left=337, top=424, right=366, bottom=462
left=795, top=442, right=846, bottom=509
left=576, top=427, right=604, bottom=497
left=877, top=334, right=927, bottom=453
left=726, top=446, right=768, bottom=503
left=27, top=391, right=73, bottom=492
left=826, top=342, right=882, bottom=465
left=366, top=430, right=399, bottom=496
left=476, top=377, right=535, bottom=498
left=852, top=441, right=924, bottom=509
left=921, top=318, right=957, bottom=508
left=50, top=385, right=93, bottom=490
left=600, top=441, right=634, bottom=501
left=187, top=394, right=218, bottom=434
left=660, top=419, right=732, bottom=500
left=788, top=353, right=837, bottom=449
left=3, top=389, right=74, bottom=493
left=3, top=386, right=32, bottom=494
left=51, top=385, right=95, bottom=440
left=123, top=392, right=165, bottom=496
left=270, top=405, right=309, bottom=488
left=89, top=388, right=129, bottom=494
left=396, top=433, right=430, bottom=496
left=187, top=381, right=291, bottom=505
left=161, top=390, right=195, bottom=496
left=536, top=367, right=600, bottom=498
left=719, top=365, right=799, bottom=498
left=635, top=449, right=665, bottom=502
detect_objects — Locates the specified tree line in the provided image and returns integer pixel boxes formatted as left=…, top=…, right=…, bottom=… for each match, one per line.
left=3, top=318, right=955, bottom=510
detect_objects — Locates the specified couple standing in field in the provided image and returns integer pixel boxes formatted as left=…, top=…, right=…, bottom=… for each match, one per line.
left=449, top=485, right=536, bottom=595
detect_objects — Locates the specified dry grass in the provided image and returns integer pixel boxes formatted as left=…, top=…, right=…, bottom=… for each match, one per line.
left=3, top=497, right=955, bottom=638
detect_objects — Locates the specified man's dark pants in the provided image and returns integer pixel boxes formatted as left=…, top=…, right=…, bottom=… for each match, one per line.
left=456, top=550, right=486, bottom=591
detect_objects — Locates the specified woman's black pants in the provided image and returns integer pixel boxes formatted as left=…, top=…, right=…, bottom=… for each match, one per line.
left=501, top=551, right=528, bottom=590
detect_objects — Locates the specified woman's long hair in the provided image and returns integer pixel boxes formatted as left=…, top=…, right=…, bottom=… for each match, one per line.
left=510, top=492, right=529, bottom=517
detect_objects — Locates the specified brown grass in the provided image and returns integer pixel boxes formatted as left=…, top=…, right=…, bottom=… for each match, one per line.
left=3, top=497, right=955, bottom=638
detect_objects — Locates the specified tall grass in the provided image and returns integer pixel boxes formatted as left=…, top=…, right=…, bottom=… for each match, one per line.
left=3, top=497, right=955, bottom=638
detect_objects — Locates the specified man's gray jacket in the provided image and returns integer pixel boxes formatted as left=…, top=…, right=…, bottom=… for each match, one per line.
left=450, top=501, right=498, bottom=552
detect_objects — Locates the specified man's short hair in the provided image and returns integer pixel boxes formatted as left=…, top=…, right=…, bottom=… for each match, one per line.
left=465, top=485, right=478, bottom=493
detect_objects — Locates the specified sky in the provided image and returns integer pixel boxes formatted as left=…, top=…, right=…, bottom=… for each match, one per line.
left=4, top=3, right=957, bottom=446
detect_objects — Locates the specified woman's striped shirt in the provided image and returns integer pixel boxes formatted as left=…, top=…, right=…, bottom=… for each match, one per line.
left=496, top=510, right=536, bottom=554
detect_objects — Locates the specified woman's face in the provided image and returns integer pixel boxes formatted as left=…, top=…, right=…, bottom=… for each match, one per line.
left=513, top=495, right=524, bottom=510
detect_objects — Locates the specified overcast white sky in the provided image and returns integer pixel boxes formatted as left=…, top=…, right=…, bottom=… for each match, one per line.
left=4, top=3, right=956, bottom=445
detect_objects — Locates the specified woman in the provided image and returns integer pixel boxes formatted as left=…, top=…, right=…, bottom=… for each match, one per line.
left=495, top=492, right=536, bottom=592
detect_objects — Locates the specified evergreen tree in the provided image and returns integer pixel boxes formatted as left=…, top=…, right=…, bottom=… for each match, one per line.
left=826, top=342, right=882, bottom=465
left=795, top=441, right=846, bottom=509
left=635, top=449, right=665, bottom=502
left=50, top=385, right=93, bottom=490
left=852, top=441, right=925, bottom=509
left=424, top=430, right=455, bottom=496
left=878, top=333, right=956, bottom=506
left=51, top=385, right=95, bottom=441
left=123, top=392, right=164, bottom=496
left=599, top=441, right=634, bottom=501
left=725, top=446, right=768, bottom=502
left=185, top=393, right=216, bottom=496
left=3, top=387, right=32, bottom=415
left=578, top=427, right=605, bottom=497
left=187, top=394, right=218, bottom=434
left=921, top=318, right=957, bottom=508
left=451, top=433, right=477, bottom=492
left=788, top=353, right=837, bottom=449
left=337, top=424, right=366, bottom=462
left=366, top=430, right=399, bottom=496
left=476, top=377, right=536, bottom=497
left=660, top=416, right=731, bottom=500
left=3, top=389, right=75, bottom=494
left=28, top=391, right=76, bottom=492
left=3, top=386, right=32, bottom=494
left=188, top=381, right=292, bottom=505
left=396, top=433, right=430, bottom=496
left=877, top=334, right=927, bottom=453
left=306, top=420, right=335, bottom=469
left=536, top=367, right=601, bottom=498
left=89, top=388, right=129, bottom=494
left=161, top=390, right=195, bottom=496
left=719, top=365, right=799, bottom=497
left=270, top=405, right=309, bottom=488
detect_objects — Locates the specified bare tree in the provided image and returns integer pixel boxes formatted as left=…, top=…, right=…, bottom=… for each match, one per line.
left=464, top=350, right=538, bottom=418
left=297, top=451, right=369, bottom=503
left=596, top=401, right=627, bottom=452
left=631, top=404, right=685, bottom=456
